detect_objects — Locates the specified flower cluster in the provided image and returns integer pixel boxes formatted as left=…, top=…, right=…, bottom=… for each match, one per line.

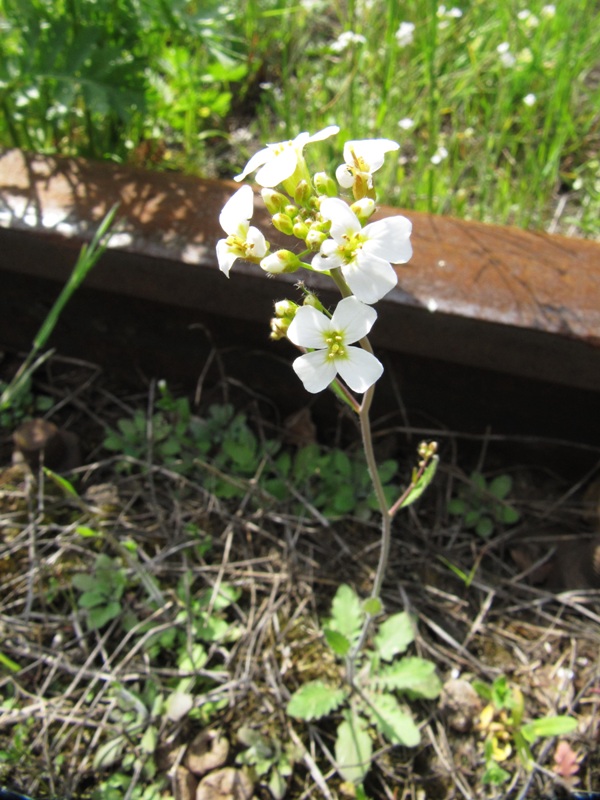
left=216, top=127, right=413, bottom=396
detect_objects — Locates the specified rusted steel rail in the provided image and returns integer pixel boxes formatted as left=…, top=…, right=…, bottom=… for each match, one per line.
left=0, top=148, right=599, bottom=401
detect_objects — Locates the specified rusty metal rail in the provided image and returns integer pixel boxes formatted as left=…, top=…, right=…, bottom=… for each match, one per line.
left=0, top=148, right=599, bottom=397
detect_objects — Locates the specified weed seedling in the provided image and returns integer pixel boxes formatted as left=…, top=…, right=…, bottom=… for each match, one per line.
left=448, top=471, right=520, bottom=538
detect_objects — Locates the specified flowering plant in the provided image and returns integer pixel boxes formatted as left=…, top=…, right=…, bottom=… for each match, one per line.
left=216, top=126, right=437, bottom=624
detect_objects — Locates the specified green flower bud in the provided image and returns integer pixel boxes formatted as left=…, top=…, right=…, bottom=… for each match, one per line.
left=350, top=197, right=377, bottom=224
left=260, top=250, right=301, bottom=274
left=292, top=220, right=309, bottom=239
left=302, top=293, right=326, bottom=313
left=272, top=213, right=295, bottom=236
left=305, top=227, right=328, bottom=249
left=294, top=180, right=312, bottom=205
left=261, top=188, right=289, bottom=215
left=284, top=204, right=299, bottom=219
left=313, top=171, right=337, bottom=197
left=274, top=299, right=298, bottom=319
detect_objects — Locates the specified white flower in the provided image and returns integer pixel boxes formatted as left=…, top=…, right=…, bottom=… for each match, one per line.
left=216, top=185, right=267, bottom=277
left=287, top=296, right=383, bottom=393
left=312, top=197, right=412, bottom=304
left=541, top=4, right=555, bottom=17
left=523, top=93, right=536, bottom=106
left=234, top=126, right=340, bottom=188
left=330, top=31, right=367, bottom=52
left=398, top=117, right=415, bottom=130
left=430, top=145, right=448, bottom=165
left=336, top=138, right=400, bottom=192
left=497, top=42, right=516, bottom=67
left=395, top=21, right=415, bottom=47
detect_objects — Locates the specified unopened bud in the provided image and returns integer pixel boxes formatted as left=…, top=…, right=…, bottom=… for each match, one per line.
left=302, top=293, right=325, bottom=313
left=272, top=213, right=294, bottom=236
left=260, top=250, right=301, bottom=274
left=292, top=220, right=309, bottom=239
left=294, top=180, right=312, bottom=205
left=261, top=188, right=288, bottom=215
left=314, top=172, right=337, bottom=197
left=351, top=197, right=376, bottom=224
left=305, top=227, right=328, bottom=250
left=274, top=299, right=298, bottom=319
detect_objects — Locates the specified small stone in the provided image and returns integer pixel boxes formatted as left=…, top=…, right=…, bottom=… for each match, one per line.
left=439, top=678, right=482, bottom=733
left=174, top=765, right=198, bottom=800
left=185, top=730, right=230, bottom=777
left=196, top=767, right=253, bottom=800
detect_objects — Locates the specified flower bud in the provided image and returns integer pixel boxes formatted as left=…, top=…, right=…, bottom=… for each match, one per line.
left=260, top=250, right=301, bottom=274
left=261, top=188, right=288, bottom=215
left=274, top=299, right=298, bottom=318
left=294, top=180, right=312, bottom=205
left=272, top=213, right=294, bottom=236
left=302, top=293, right=326, bottom=313
left=305, top=227, right=328, bottom=250
left=350, top=197, right=376, bottom=224
left=314, top=171, right=337, bottom=197
left=292, top=220, right=309, bottom=239
left=270, top=299, right=299, bottom=340
left=284, top=204, right=299, bottom=218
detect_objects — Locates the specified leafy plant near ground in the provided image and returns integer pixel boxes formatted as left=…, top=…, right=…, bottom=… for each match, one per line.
left=286, top=584, right=442, bottom=787
left=473, top=675, right=578, bottom=785
left=103, top=384, right=400, bottom=520
left=448, top=471, right=520, bottom=538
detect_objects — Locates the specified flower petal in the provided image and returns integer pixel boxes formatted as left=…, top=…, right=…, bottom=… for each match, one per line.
left=306, top=125, right=340, bottom=143
left=319, top=197, right=361, bottom=241
left=337, top=347, right=383, bottom=393
left=219, top=185, right=253, bottom=235
left=342, top=139, right=399, bottom=173
left=330, top=296, right=377, bottom=343
left=312, top=241, right=343, bottom=272
left=293, top=350, right=337, bottom=393
left=343, top=252, right=398, bottom=304
left=234, top=147, right=273, bottom=182
left=363, top=215, right=413, bottom=263
left=216, top=240, right=237, bottom=277
left=287, top=305, right=330, bottom=348
left=247, top=226, right=267, bottom=258
left=255, top=147, right=298, bottom=187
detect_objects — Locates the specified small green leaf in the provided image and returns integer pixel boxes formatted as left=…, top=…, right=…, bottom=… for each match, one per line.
left=328, top=584, right=364, bottom=643
left=396, top=456, right=438, bottom=509
left=88, top=602, right=121, bottom=629
left=373, top=612, right=415, bottom=660
left=324, top=628, right=351, bottom=657
left=364, top=691, right=420, bottom=746
left=482, top=761, right=511, bottom=785
left=363, top=597, right=382, bottom=616
left=334, top=715, right=373, bottom=784
left=475, top=516, right=494, bottom=538
left=489, top=474, right=512, bottom=499
left=43, top=467, right=79, bottom=496
left=287, top=681, right=347, bottom=721
left=94, top=736, right=125, bottom=769
left=376, top=657, right=442, bottom=699
left=521, top=715, right=578, bottom=743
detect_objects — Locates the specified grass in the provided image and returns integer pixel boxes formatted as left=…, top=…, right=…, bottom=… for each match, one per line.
left=1, top=0, right=600, bottom=235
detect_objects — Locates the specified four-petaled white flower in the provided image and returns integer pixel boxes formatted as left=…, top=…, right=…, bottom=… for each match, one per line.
left=234, top=126, right=340, bottom=188
left=336, top=139, right=400, bottom=193
left=216, top=185, right=268, bottom=277
left=287, top=296, right=383, bottom=393
left=312, top=197, right=412, bottom=304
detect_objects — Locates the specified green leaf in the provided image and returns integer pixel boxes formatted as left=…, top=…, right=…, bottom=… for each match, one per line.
left=396, top=456, right=438, bottom=509
left=88, top=602, right=122, bottom=629
left=328, top=584, right=364, bottom=643
left=373, top=612, right=415, bottom=660
left=324, top=628, right=351, bottom=657
left=447, top=498, right=466, bottom=515
left=287, top=681, right=347, bottom=721
left=482, top=761, right=511, bottom=785
left=489, top=474, right=512, bottom=499
left=363, top=691, right=421, bottom=747
left=521, top=715, right=578, bottom=743
left=334, top=715, right=373, bottom=784
left=475, top=516, right=494, bottom=538
left=376, top=657, right=442, bottom=699
left=499, top=504, right=520, bottom=524
left=93, top=736, right=125, bottom=770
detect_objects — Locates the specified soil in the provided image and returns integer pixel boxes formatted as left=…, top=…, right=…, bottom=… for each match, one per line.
left=0, top=350, right=599, bottom=800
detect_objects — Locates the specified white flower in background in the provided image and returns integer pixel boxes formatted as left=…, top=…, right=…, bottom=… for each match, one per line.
left=523, top=93, right=536, bottom=106
left=234, top=126, right=339, bottom=188
left=287, top=296, right=383, bottom=393
left=312, top=197, right=412, bottom=304
left=430, top=145, right=448, bottom=165
left=398, top=117, right=415, bottom=130
left=336, top=138, right=400, bottom=194
left=331, top=31, right=367, bottom=52
left=395, top=21, right=415, bottom=47
left=216, top=185, right=267, bottom=277
left=541, top=4, right=556, bottom=18
left=497, top=42, right=516, bottom=68
left=517, top=8, right=539, bottom=27
left=437, top=5, right=462, bottom=27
